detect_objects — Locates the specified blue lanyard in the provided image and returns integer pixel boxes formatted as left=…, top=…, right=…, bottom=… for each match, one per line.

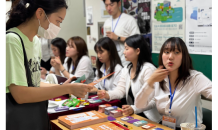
left=103, top=66, right=106, bottom=90
left=112, top=14, right=122, bottom=32
left=169, top=76, right=177, bottom=114
left=72, top=66, right=74, bottom=70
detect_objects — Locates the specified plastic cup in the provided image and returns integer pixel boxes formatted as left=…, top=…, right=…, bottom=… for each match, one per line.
left=180, top=123, right=206, bottom=130
left=105, top=26, right=111, bottom=32
left=82, top=92, right=89, bottom=100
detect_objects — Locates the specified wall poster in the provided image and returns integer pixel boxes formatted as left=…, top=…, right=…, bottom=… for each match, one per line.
left=152, top=0, right=185, bottom=53
left=186, top=0, right=212, bottom=55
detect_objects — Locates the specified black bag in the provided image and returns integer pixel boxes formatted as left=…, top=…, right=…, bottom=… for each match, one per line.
left=6, top=31, right=50, bottom=130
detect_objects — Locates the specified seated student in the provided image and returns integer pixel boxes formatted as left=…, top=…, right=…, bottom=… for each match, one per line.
left=41, top=37, right=66, bottom=79
left=50, top=38, right=67, bottom=74
left=53, top=36, right=94, bottom=84
left=91, top=37, right=123, bottom=92
left=134, top=37, right=212, bottom=130
left=97, top=34, right=162, bottom=123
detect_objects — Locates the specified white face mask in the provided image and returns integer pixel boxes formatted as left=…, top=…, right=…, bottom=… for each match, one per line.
left=37, top=13, right=61, bottom=39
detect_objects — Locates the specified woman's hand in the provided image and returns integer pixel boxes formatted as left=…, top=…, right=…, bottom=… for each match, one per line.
left=147, top=66, right=169, bottom=87
left=50, top=59, right=57, bottom=68
left=53, top=56, right=62, bottom=70
left=122, top=105, right=134, bottom=116
left=69, top=83, right=93, bottom=98
left=97, top=90, right=109, bottom=99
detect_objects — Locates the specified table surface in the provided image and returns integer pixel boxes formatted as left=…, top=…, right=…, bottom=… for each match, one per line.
left=48, top=94, right=122, bottom=120
left=51, top=112, right=173, bottom=130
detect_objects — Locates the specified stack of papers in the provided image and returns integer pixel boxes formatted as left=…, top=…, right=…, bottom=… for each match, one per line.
left=58, top=111, right=107, bottom=129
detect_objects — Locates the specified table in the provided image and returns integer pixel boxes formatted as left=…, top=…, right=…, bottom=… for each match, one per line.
left=48, top=95, right=122, bottom=120
left=51, top=112, right=173, bottom=130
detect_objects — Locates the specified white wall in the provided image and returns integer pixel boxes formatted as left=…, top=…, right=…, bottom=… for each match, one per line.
left=85, top=0, right=108, bottom=57
left=57, top=0, right=86, bottom=43
left=6, top=1, right=12, bottom=22
left=6, top=1, right=11, bottom=12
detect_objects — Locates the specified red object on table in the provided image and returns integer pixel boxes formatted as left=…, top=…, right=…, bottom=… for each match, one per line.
left=49, top=94, right=121, bottom=130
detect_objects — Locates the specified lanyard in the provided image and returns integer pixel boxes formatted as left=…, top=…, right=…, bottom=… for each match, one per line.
left=168, top=76, right=177, bottom=114
left=103, top=65, right=106, bottom=90
left=112, top=14, right=122, bottom=32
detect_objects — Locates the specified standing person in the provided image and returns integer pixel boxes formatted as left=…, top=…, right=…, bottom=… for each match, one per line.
left=103, top=0, right=140, bottom=66
left=39, top=36, right=53, bottom=71
left=135, top=37, right=212, bottom=129
left=97, top=35, right=162, bottom=123
left=6, top=0, right=93, bottom=129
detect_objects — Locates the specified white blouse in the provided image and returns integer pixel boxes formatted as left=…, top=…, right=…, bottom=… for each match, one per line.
left=135, top=70, right=212, bottom=127
left=107, top=62, right=162, bottom=123
left=93, top=64, right=123, bottom=91
left=61, top=56, right=94, bottom=84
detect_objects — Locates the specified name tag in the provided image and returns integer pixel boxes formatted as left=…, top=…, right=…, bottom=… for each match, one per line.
left=162, top=115, right=176, bottom=130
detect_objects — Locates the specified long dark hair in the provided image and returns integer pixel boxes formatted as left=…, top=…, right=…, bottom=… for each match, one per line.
left=158, top=37, right=194, bottom=91
left=125, top=34, right=154, bottom=81
left=6, top=0, right=68, bottom=31
left=94, top=37, right=123, bottom=79
left=51, top=37, right=66, bottom=64
left=67, top=36, right=88, bottom=74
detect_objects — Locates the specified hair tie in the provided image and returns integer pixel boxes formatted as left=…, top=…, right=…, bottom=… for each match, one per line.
left=25, top=3, right=30, bottom=8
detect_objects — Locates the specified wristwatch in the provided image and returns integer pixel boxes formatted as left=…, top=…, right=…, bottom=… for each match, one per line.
left=117, top=36, right=121, bottom=41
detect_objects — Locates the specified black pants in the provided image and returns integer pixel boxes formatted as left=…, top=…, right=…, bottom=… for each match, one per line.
left=41, top=58, right=52, bottom=71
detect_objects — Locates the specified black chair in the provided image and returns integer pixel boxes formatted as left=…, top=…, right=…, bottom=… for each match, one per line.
left=202, top=108, right=212, bottom=130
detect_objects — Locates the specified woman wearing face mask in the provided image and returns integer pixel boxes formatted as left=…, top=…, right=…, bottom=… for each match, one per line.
left=6, top=0, right=93, bottom=129
left=90, top=37, right=123, bottom=92
left=134, top=37, right=212, bottom=130
left=53, top=36, right=95, bottom=84
left=97, top=34, right=162, bottom=123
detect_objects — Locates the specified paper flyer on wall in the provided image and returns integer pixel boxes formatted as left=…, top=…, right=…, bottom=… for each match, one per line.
left=186, top=0, right=212, bottom=55
left=86, top=6, right=93, bottom=25
left=151, top=0, right=185, bottom=53
left=101, top=0, right=110, bottom=18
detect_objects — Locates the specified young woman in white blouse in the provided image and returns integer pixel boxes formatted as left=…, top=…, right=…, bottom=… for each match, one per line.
left=97, top=34, right=162, bottom=123
left=49, top=37, right=66, bottom=74
left=91, top=37, right=123, bottom=92
left=53, top=36, right=94, bottom=84
left=135, top=37, right=212, bottom=129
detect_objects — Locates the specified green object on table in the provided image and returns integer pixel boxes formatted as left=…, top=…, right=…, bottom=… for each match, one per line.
left=72, top=98, right=80, bottom=107
left=74, top=75, right=86, bottom=83
left=62, top=99, right=74, bottom=107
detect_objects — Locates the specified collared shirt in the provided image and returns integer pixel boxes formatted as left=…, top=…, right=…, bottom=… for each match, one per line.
left=135, top=70, right=212, bottom=127
left=61, top=56, right=95, bottom=84
left=107, top=62, right=162, bottom=123
left=94, top=64, right=123, bottom=91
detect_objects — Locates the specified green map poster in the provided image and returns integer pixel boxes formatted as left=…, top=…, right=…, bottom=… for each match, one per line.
left=152, top=0, right=185, bottom=53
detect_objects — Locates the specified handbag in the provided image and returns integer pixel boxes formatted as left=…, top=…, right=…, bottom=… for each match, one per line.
left=6, top=31, right=50, bottom=130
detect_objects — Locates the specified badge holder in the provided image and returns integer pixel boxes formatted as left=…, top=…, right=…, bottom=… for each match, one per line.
left=162, top=109, right=176, bottom=130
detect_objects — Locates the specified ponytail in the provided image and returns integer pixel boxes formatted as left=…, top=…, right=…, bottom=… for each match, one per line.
left=6, top=0, right=68, bottom=31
